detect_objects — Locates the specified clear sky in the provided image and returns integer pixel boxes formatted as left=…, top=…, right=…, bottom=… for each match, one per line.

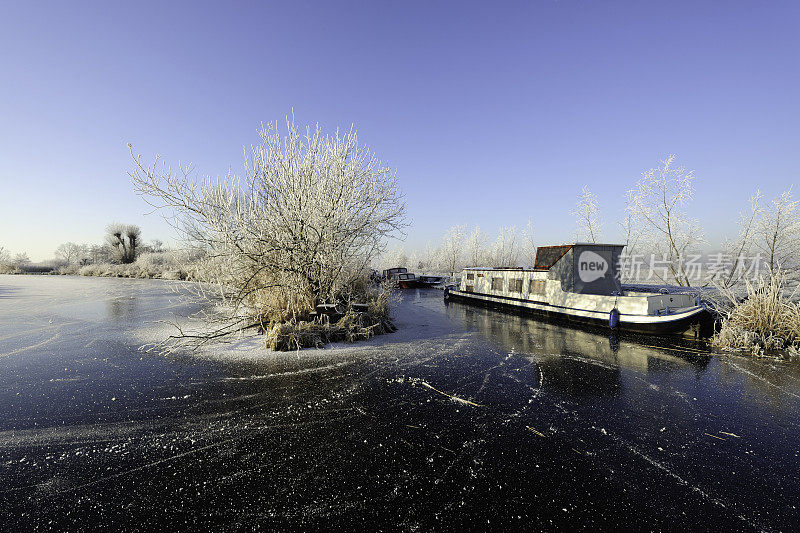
left=1, top=1, right=798, bottom=261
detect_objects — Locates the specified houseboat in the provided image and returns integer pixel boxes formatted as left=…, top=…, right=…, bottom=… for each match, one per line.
left=444, top=243, right=711, bottom=335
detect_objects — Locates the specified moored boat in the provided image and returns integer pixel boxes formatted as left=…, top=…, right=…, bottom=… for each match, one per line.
left=382, top=267, right=408, bottom=280
left=418, top=275, right=445, bottom=287
left=382, top=267, right=421, bottom=288
left=396, top=272, right=421, bottom=288
left=444, top=243, right=711, bottom=336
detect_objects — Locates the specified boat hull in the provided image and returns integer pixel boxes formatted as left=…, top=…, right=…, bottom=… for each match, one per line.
left=445, top=288, right=712, bottom=336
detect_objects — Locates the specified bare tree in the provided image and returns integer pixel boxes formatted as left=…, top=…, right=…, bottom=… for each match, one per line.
left=106, top=223, right=141, bottom=264
left=755, top=187, right=800, bottom=273
left=129, top=117, right=407, bottom=332
left=439, top=225, right=466, bottom=276
left=572, top=185, right=602, bottom=243
left=465, top=226, right=488, bottom=267
left=627, top=155, right=705, bottom=286
left=0, top=246, right=10, bottom=265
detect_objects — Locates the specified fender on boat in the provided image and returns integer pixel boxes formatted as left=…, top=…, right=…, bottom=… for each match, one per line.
left=609, top=307, right=620, bottom=330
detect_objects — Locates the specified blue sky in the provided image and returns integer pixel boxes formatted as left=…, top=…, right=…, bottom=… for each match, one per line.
left=1, top=1, right=798, bottom=261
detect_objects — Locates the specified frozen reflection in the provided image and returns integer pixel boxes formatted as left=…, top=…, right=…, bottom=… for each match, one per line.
left=446, top=300, right=709, bottom=373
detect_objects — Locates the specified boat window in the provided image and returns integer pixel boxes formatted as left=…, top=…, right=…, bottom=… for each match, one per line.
left=534, top=245, right=572, bottom=270
left=465, top=285, right=474, bottom=292
left=509, top=279, right=523, bottom=293
left=491, top=277, right=503, bottom=291
left=477, top=273, right=483, bottom=277
left=529, top=280, right=546, bottom=295
left=466, top=273, right=474, bottom=280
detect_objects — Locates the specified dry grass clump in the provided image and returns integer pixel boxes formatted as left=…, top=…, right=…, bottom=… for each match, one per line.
left=263, top=279, right=398, bottom=351
left=713, top=270, right=800, bottom=355
left=265, top=308, right=396, bottom=351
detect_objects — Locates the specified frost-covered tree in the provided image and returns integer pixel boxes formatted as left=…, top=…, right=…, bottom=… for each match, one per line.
left=105, top=224, right=141, bottom=264
left=129, top=117, right=407, bottom=326
left=465, top=226, right=488, bottom=267
left=439, top=225, right=466, bottom=276
left=382, top=247, right=408, bottom=270
left=620, top=189, right=642, bottom=257
left=716, top=191, right=763, bottom=288
left=55, top=242, right=88, bottom=265
left=407, top=250, right=420, bottom=272
left=490, top=225, right=518, bottom=267
left=520, top=218, right=536, bottom=267
left=755, top=188, right=800, bottom=273
left=0, top=246, right=10, bottom=265
left=12, top=253, right=30, bottom=268
left=146, top=239, right=165, bottom=254
left=88, top=244, right=110, bottom=265
left=421, top=242, right=439, bottom=273
left=572, top=186, right=602, bottom=243
left=627, top=155, right=705, bottom=286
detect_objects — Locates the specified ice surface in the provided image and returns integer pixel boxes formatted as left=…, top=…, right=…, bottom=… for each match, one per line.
left=1, top=274, right=800, bottom=531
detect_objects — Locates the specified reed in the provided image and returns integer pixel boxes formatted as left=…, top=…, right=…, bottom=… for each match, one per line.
left=264, top=305, right=396, bottom=351
left=712, top=270, right=800, bottom=355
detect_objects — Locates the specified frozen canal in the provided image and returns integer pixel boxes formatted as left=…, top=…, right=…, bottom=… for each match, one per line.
left=1, top=275, right=799, bottom=531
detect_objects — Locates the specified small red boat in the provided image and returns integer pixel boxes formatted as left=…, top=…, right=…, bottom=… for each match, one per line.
left=396, top=272, right=420, bottom=289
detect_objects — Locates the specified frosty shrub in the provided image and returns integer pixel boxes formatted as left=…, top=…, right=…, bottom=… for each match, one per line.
left=712, top=270, right=800, bottom=355
left=0, top=246, right=16, bottom=274
left=129, top=117, right=407, bottom=350
left=135, top=252, right=170, bottom=269
left=57, top=264, right=81, bottom=275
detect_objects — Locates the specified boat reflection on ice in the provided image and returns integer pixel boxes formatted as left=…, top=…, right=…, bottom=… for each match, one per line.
left=445, top=298, right=710, bottom=397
